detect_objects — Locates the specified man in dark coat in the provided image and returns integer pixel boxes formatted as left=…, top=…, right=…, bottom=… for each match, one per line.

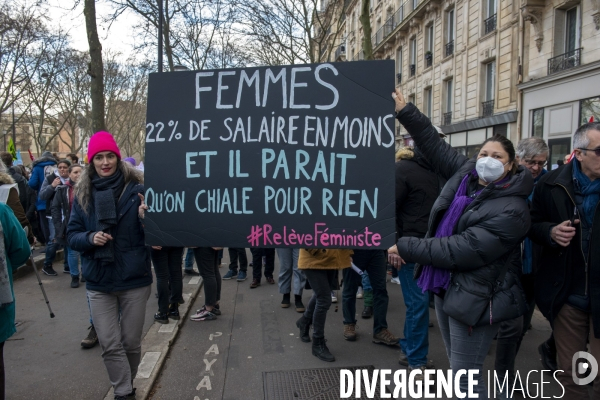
left=394, top=144, right=443, bottom=373
left=530, top=121, right=600, bottom=398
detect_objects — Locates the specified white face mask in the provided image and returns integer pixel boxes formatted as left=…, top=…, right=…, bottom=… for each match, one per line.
left=476, top=157, right=508, bottom=183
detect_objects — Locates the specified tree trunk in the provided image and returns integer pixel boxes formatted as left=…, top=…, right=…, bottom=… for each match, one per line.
left=360, top=0, right=373, bottom=60
left=84, top=0, right=106, bottom=133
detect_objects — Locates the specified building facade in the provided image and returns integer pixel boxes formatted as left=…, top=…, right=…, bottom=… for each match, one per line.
left=327, top=0, right=599, bottom=160
left=518, top=0, right=600, bottom=169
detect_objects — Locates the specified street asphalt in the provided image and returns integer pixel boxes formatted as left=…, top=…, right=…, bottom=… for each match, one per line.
left=7, top=249, right=566, bottom=399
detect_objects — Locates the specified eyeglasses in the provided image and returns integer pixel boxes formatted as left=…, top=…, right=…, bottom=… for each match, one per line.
left=578, top=148, right=600, bottom=157
left=523, top=159, right=547, bottom=168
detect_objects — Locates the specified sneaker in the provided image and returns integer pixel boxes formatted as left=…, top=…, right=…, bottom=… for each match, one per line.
left=212, top=304, right=221, bottom=315
left=372, top=328, right=399, bottom=346
left=331, top=291, right=337, bottom=303
left=266, top=276, right=275, bottom=284
left=250, top=279, right=261, bottom=288
left=356, top=287, right=364, bottom=299
left=80, top=275, right=86, bottom=283
left=168, top=303, right=180, bottom=320
left=190, top=306, right=217, bottom=321
left=63, top=265, right=70, bottom=274
left=343, top=323, right=357, bottom=341
left=184, top=269, right=200, bottom=276
left=390, top=276, right=401, bottom=285
left=281, top=293, right=291, bottom=308
left=237, top=271, right=247, bottom=281
left=154, top=312, right=169, bottom=324
left=538, top=341, right=557, bottom=372
left=81, top=325, right=99, bottom=349
left=222, top=270, right=238, bottom=280
left=295, top=295, right=305, bottom=313
left=42, top=265, right=57, bottom=276
left=70, top=275, right=80, bottom=288
left=114, top=388, right=136, bottom=400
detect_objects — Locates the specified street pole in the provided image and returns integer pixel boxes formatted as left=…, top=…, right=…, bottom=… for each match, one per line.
left=158, top=0, right=163, bottom=73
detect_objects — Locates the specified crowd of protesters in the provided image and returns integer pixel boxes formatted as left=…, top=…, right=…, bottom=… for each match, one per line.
left=0, top=87, right=599, bottom=400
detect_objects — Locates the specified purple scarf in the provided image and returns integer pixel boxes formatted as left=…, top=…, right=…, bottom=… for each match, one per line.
left=417, top=170, right=503, bottom=294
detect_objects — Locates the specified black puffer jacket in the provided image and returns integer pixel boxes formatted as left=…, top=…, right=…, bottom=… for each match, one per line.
left=395, top=147, right=444, bottom=239
left=395, top=103, right=533, bottom=299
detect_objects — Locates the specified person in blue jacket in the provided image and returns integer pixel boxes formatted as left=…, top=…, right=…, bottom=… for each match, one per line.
left=0, top=202, right=31, bottom=399
left=67, top=131, right=151, bottom=400
left=27, top=151, right=56, bottom=263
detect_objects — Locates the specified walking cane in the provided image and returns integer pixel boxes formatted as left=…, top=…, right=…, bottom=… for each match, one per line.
left=29, top=252, right=55, bottom=318
left=24, top=227, right=55, bottom=318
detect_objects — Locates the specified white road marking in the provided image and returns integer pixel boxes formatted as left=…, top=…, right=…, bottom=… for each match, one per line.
left=158, top=321, right=176, bottom=333
left=189, top=276, right=201, bottom=285
left=135, top=352, right=161, bottom=379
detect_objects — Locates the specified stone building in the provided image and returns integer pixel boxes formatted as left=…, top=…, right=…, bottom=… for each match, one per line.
left=518, top=0, right=600, bottom=168
left=326, top=0, right=599, bottom=160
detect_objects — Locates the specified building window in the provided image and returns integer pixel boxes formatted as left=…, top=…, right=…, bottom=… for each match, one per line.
left=413, top=0, right=419, bottom=12
left=532, top=108, right=544, bottom=137
left=484, top=0, right=497, bottom=34
left=565, top=6, right=580, bottom=54
left=424, top=87, right=432, bottom=117
left=443, top=79, right=453, bottom=125
left=482, top=61, right=495, bottom=117
left=580, top=96, right=600, bottom=125
left=445, top=8, right=455, bottom=57
left=425, top=25, right=434, bottom=68
left=396, top=47, right=403, bottom=84
left=409, top=37, right=416, bottom=76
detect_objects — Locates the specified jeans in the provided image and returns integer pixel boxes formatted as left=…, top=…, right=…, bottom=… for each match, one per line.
left=184, top=248, right=195, bottom=271
left=362, top=272, right=373, bottom=307
left=193, top=247, right=221, bottom=306
left=251, top=248, right=275, bottom=281
left=435, top=295, right=498, bottom=399
left=66, top=246, right=80, bottom=276
left=342, top=250, right=389, bottom=335
left=228, top=248, right=248, bottom=272
left=88, top=285, right=151, bottom=397
left=151, top=247, right=184, bottom=314
left=303, top=269, right=335, bottom=339
left=277, top=248, right=305, bottom=295
left=397, top=262, right=430, bottom=368
left=44, top=216, right=57, bottom=266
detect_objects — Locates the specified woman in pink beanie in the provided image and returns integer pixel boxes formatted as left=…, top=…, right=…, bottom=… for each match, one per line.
left=67, top=131, right=151, bottom=400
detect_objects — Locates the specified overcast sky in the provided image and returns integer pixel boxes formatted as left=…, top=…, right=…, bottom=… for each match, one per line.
left=44, top=0, right=143, bottom=59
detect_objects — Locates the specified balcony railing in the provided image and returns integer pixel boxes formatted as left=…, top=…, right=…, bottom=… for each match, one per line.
left=335, top=44, right=346, bottom=60
left=397, top=73, right=402, bottom=84
left=409, top=64, right=416, bottom=77
left=443, top=112, right=452, bottom=126
left=393, top=4, right=405, bottom=28
left=425, top=52, right=432, bottom=68
left=548, top=48, right=582, bottom=75
left=445, top=40, right=454, bottom=57
left=484, top=14, right=497, bottom=35
left=481, top=100, right=495, bottom=118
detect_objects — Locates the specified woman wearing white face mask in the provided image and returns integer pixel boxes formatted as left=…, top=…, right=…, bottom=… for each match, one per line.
left=388, top=89, right=533, bottom=399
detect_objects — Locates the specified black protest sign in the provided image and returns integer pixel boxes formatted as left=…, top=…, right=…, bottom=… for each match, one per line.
left=144, top=60, right=396, bottom=249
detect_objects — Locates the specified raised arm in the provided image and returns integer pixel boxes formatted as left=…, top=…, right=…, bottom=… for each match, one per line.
left=392, top=89, right=468, bottom=181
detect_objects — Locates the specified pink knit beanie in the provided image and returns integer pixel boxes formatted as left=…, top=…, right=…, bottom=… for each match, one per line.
left=87, top=131, right=121, bottom=161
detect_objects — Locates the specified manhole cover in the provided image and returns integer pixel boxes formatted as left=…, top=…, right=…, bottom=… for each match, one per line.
left=264, top=365, right=379, bottom=400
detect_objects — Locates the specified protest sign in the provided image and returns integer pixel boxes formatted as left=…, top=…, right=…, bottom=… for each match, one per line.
left=144, top=60, right=396, bottom=248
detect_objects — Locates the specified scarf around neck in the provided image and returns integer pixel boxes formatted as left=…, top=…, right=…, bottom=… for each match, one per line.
left=417, top=170, right=510, bottom=294
left=572, top=158, right=600, bottom=229
left=91, top=168, right=125, bottom=262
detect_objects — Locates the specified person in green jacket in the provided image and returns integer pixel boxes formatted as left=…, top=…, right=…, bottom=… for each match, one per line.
left=0, top=201, right=31, bottom=399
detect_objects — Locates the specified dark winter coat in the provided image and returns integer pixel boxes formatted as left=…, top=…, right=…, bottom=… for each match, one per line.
left=50, top=184, right=72, bottom=246
left=8, top=166, right=28, bottom=211
left=28, top=156, right=56, bottom=211
left=66, top=181, right=152, bottom=293
left=530, top=162, right=600, bottom=338
left=395, top=147, right=444, bottom=239
left=395, top=103, right=532, bottom=306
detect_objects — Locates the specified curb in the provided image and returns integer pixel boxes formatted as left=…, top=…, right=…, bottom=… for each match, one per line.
left=103, top=275, right=204, bottom=400
left=13, top=249, right=65, bottom=280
